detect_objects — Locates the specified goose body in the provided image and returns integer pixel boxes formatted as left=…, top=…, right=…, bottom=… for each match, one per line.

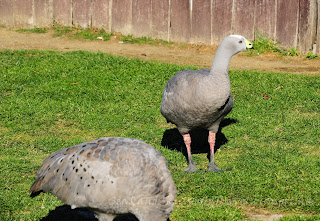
left=161, top=35, right=253, bottom=172
left=30, top=137, right=176, bottom=221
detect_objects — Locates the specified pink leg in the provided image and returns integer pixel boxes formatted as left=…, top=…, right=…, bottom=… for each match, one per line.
left=208, top=131, right=216, bottom=158
left=182, top=134, right=198, bottom=173
left=207, top=131, right=229, bottom=172
left=183, top=134, right=192, bottom=158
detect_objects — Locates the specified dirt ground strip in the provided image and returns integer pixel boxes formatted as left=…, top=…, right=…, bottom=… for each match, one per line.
left=0, top=28, right=316, bottom=221
left=1, top=28, right=320, bottom=75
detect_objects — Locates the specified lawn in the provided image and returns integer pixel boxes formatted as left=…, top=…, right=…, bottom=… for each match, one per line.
left=0, top=50, right=319, bottom=220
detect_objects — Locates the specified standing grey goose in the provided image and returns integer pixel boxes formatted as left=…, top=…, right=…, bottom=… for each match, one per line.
left=29, top=137, right=176, bottom=221
left=160, top=35, right=253, bottom=173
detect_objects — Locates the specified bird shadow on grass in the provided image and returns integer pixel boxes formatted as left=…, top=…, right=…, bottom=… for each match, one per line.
left=40, top=205, right=139, bottom=221
left=161, top=118, right=238, bottom=162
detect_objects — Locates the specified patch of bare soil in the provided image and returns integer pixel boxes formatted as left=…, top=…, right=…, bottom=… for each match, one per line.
left=243, top=206, right=285, bottom=221
left=1, top=28, right=320, bottom=75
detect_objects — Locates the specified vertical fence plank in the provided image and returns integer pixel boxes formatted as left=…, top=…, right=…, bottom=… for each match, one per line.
left=254, top=0, right=276, bottom=39
left=151, top=0, right=170, bottom=40
left=92, top=0, right=110, bottom=29
left=53, top=0, right=72, bottom=26
left=212, top=0, right=233, bottom=43
left=131, top=0, right=152, bottom=37
left=73, top=0, right=92, bottom=28
left=297, top=0, right=316, bottom=52
left=34, top=0, right=52, bottom=27
left=111, top=0, right=132, bottom=35
left=316, top=0, right=320, bottom=53
left=0, top=0, right=14, bottom=26
left=276, top=0, right=299, bottom=48
left=191, top=0, right=211, bottom=44
left=170, top=0, right=191, bottom=42
left=13, top=0, right=33, bottom=27
left=233, top=0, right=255, bottom=39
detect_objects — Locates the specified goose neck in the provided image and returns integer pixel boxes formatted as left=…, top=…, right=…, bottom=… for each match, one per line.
left=210, top=47, right=233, bottom=75
left=210, top=56, right=231, bottom=75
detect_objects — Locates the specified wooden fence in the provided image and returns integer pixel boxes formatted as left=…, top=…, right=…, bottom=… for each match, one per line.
left=0, top=0, right=319, bottom=53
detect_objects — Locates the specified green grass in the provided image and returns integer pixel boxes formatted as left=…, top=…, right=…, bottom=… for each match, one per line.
left=52, top=26, right=170, bottom=44
left=9, top=25, right=175, bottom=46
left=52, top=26, right=74, bottom=37
left=118, top=35, right=175, bottom=46
left=283, top=47, right=300, bottom=56
left=16, top=27, right=48, bottom=34
left=306, top=51, right=319, bottom=59
left=250, top=35, right=283, bottom=55
left=246, top=35, right=302, bottom=57
left=52, top=26, right=113, bottom=41
left=68, top=28, right=113, bottom=41
left=0, top=50, right=320, bottom=220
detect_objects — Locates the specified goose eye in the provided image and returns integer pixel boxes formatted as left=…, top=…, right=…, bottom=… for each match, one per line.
left=239, top=40, right=243, bottom=44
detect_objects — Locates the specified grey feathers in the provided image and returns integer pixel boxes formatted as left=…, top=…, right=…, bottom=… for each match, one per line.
left=160, top=35, right=251, bottom=134
left=30, top=137, right=176, bottom=221
left=160, top=35, right=253, bottom=172
left=161, top=67, right=233, bottom=134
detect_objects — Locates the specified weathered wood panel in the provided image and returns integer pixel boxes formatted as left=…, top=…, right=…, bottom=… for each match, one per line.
left=131, top=0, right=152, bottom=37
left=151, top=0, right=170, bottom=40
left=212, top=0, right=233, bottom=42
left=0, top=0, right=14, bottom=26
left=0, top=0, right=318, bottom=52
left=111, top=0, right=132, bottom=35
left=276, top=0, right=300, bottom=48
left=13, top=0, right=33, bottom=27
left=170, top=0, right=191, bottom=42
left=92, top=0, right=110, bottom=29
left=191, top=0, right=211, bottom=44
left=233, top=0, right=255, bottom=39
left=316, top=0, right=320, bottom=53
left=73, top=0, right=92, bottom=28
left=34, top=0, right=52, bottom=27
left=254, top=0, right=276, bottom=39
left=53, top=0, right=72, bottom=26
left=297, top=0, right=316, bottom=52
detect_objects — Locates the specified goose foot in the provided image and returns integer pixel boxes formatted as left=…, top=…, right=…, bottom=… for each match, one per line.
left=183, top=163, right=199, bottom=173
left=207, top=162, right=231, bottom=173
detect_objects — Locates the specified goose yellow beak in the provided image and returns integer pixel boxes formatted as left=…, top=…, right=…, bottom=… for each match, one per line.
left=245, top=39, right=254, bottom=49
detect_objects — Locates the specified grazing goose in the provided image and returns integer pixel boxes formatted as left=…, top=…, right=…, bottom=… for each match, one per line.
left=29, top=137, right=176, bottom=221
left=160, top=35, right=253, bottom=173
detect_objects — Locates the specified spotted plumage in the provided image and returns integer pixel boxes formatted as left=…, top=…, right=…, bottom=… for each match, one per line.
left=30, top=137, right=176, bottom=221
